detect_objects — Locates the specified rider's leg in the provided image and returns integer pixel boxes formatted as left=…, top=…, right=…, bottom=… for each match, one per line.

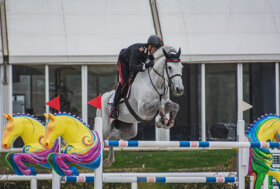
left=109, top=61, right=128, bottom=119
left=109, top=84, right=122, bottom=119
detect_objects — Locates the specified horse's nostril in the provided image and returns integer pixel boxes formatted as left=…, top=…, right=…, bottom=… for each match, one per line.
left=3, top=144, right=8, bottom=149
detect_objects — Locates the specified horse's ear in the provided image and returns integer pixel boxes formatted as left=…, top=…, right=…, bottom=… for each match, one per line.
left=3, top=113, right=8, bottom=120
left=48, top=113, right=55, bottom=121
left=177, top=48, right=181, bottom=57
left=44, top=113, right=49, bottom=120
left=162, top=48, right=169, bottom=59
left=7, top=114, right=14, bottom=121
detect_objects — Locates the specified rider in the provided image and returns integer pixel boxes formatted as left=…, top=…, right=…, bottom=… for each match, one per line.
left=109, top=35, right=164, bottom=119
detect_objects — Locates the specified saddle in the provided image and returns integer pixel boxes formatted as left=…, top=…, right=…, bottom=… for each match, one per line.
left=108, top=82, right=132, bottom=105
left=108, top=81, right=151, bottom=123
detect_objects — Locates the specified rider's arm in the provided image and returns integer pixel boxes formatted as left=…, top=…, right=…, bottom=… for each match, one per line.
left=129, top=48, right=145, bottom=78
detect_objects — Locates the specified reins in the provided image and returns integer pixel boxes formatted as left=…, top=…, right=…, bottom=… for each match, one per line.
left=148, top=55, right=182, bottom=101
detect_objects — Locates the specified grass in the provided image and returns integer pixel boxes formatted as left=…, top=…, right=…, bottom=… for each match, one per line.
left=0, top=150, right=237, bottom=188
left=103, top=150, right=236, bottom=172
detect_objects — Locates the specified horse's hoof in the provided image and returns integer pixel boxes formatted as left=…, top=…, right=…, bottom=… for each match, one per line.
left=163, top=125, right=169, bottom=129
left=156, top=120, right=164, bottom=128
left=103, top=159, right=113, bottom=167
left=162, top=117, right=169, bottom=125
left=164, top=121, right=175, bottom=129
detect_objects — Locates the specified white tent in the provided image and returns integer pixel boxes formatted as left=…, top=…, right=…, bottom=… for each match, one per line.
left=6, top=0, right=155, bottom=64
left=157, top=0, right=280, bottom=63
left=5, top=0, right=280, bottom=64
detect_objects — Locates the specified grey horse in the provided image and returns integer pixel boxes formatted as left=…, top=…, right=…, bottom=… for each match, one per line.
left=99, top=46, right=184, bottom=167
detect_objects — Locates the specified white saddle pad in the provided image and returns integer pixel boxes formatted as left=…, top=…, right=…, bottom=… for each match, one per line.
left=108, top=92, right=124, bottom=105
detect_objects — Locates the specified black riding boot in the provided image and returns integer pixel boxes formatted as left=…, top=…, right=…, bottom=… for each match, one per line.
left=109, top=85, right=122, bottom=119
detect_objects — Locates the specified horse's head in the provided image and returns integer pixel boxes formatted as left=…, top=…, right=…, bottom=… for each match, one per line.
left=162, top=47, right=184, bottom=96
left=43, top=113, right=64, bottom=149
left=1, top=114, right=23, bottom=149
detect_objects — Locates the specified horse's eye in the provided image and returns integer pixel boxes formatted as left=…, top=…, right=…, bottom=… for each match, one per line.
left=168, top=66, right=172, bottom=70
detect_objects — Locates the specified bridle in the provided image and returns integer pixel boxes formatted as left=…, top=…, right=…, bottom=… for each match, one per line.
left=165, top=58, right=183, bottom=88
left=148, top=56, right=182, bottom=100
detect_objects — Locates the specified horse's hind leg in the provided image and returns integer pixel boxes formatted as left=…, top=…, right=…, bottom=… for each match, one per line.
left=104, top=128, right=127, bottom=167
left=104, top=122, right=137, bottom=167
left=104, top=146, right=115, bottom=167
left=103, top=122, right=118, bottom=167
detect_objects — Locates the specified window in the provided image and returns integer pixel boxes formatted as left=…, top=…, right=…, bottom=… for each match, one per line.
left=205, top=64, right=237, bottom=141
left=13, top=65, right=45, bottom=116
left=49, top=66, right=81, bottom=115
left=88, top=65, right=117, bottom=129
left=170, top=64, right=201, bottom=140
left=243, top=63, right=276, bottom=126
left=12, top=65, right=45, bottom=147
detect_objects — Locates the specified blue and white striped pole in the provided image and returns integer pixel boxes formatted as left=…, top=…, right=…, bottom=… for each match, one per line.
left=62, top=176, right=237, bottom=183
left=104, top=140, right=280, bottom=149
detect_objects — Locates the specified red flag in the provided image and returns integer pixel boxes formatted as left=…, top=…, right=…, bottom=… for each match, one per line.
left=88, top=95, right=101, bottom=109
left=46, top=96, right=60, bottom=111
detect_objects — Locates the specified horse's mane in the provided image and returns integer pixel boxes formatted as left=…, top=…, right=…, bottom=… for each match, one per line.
left=153, top=46, right=178, bottom=61
left=246, top=113, right=278, bottom=141
left=53, top=112, right=90, bottom=129
left=13, top=113, right=45, bottom=126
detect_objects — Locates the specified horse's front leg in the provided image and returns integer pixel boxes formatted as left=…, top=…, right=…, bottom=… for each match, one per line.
left=163, top=101, right=180, bottom=129
left=139, top=99, right=167, bottom=128
left=155, top=111, right=169, bottom=128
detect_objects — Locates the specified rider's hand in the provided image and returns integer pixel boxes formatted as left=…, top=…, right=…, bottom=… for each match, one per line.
left=145, top=60, right=154, bottom=69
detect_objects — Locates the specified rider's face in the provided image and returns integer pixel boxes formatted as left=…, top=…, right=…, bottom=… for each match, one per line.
left=148, top=45, right=157, bottom=55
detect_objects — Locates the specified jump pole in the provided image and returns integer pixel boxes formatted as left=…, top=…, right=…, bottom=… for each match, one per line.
left=62, top=176, right=237, bottom=183
left=93, top=116, right=249, bottom=188
left=94, top=116, right=103, bottom=189
left=104, top=140, right=280, bottom=149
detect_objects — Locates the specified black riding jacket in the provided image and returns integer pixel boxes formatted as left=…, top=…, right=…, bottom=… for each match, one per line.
left=118, top=43, right=154, bottom=78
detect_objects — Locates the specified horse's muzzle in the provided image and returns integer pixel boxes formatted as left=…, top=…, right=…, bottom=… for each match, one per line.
left=1, top=142, right=9, bottom=149
left=174, top=87, right=184, bottom=96
left=176, top=87, right=184, bottom=94
left=43, top=140, right=51, bottom=149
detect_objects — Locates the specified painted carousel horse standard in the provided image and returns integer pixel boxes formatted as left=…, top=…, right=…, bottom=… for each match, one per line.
left=101, top=46, right=184, bottom=166
left=1, top=113, right=59, bottom=175
left=246, top=114, right=280, bottom=188
left=43, top=113, right=101, bottom=176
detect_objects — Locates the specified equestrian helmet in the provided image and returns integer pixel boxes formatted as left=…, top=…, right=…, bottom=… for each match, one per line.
left=147, top=35, right=163, bottom=49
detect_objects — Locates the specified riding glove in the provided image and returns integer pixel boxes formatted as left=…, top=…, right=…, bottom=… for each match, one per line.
left=145, top=60, right=154, bottom=69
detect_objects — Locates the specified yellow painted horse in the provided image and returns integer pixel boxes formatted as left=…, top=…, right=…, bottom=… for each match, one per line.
left=1, top=113, right=59, bottom=175
left=43, top=112, right=101, bottom=176
left=246, top=114, right=280, bottom=188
